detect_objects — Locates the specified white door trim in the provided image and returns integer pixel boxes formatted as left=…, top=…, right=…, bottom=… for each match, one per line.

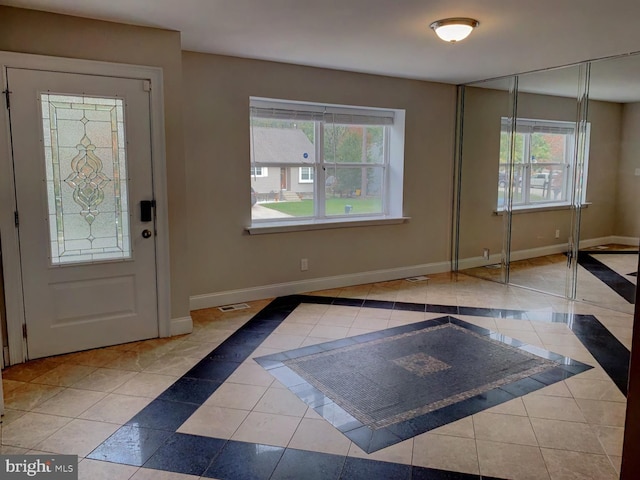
left=0, top=51, right=171, bottom=365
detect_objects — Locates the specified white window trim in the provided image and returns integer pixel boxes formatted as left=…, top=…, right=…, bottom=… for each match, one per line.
left=250, top=166, right=268, bottom=178
left=497, top=117, right=590, bottom=211
left=249, top=97, right=406, bottom=231
left=299, top=166, right=314, bottom=183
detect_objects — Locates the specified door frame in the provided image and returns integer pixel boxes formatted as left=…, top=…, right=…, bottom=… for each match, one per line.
left=0, top=51, right=171, bottom=365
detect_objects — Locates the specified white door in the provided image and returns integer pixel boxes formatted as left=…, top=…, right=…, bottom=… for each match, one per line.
left=7, top=68, right=159, bottom=359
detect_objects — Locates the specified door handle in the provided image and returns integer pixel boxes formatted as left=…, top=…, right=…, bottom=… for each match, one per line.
left=142, top=229, right=152, bottom=239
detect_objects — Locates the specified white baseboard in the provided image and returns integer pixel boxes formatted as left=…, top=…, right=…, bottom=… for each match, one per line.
left=609, top=235, right=640, bottom=247
left=458, top=235, right=639, bottom=271
left=169, top=316, right=193, bottom=336
left=190, top=261, right=451, bottom=310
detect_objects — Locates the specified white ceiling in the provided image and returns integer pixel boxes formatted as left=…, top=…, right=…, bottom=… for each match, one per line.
left=2, top=0, right=640, bottom=93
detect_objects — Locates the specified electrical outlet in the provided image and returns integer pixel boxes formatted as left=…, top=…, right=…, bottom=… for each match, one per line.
left=555, top=229, right=560, bottom=239
left=482, top=248, right=490, bottom=260
left=300, top=258, right=308, bottom=271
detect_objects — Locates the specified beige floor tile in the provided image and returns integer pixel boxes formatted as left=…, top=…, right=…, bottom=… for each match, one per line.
left=33, top=388, right=106, bottom=417
left=575, top=398, right=627, bottom=427
left=288, top=418, right=351, bottom=455
left=78, top=393, right=153, bottom=424
left=113, top=372, right=177, bottom=398
left=356, top=307, right=393, bottom=320
left=101, top=351, right=158, bottom=372
left=30, top=363, right=97, bottom=387
left=591, top=425, right=624, bottom=457
left=231, top=411, right=301, bottom=447
left=540, top=448, right=618, bottom=480
left=259, top=333, right=306, bottom=350
left=430, top=416, right=475, bottom=438
left=477, top=440, right=550, bottom=480
left=528, top=381, right=573, bottom=397
left=1, top=412, right=71, bottom=449
left=226, top=363, right=275, bottom=387
left=496, top=330, right=544, bottom=346
left=71, top=368, right=138, bottom=393
left=2, top=358, right=61, bottom=382
left=178, top=405, right=249, bottom=439
left=299, top=337, right=335, bottom=347
left=348, top=438, right=413, bottom=465
left=350, top=316, right=389, bottom=330
left=3, top=383, right=63, bottom=411
left=168, top=340, right=218, bottom=359
left=35, top=418, right=119, bottom=456
left=77, top=458, right=139, bottom=480
left=0, top=408, right=26, bottom=426
left=412, top=433, right=479, bottom=474
left=61, top=348, right=124, bottom=367
left=530, top=418, right=604, bottom=454
left=564, top=377, right=626, bottom=402
left=308, top=324, right=350, bottom=339
left=2, top=379, right=25, bottom=394
left=484, top=397, right=528, bottom=416
left=0, top=445, right=30, bottom=454
left=274, top=323, right=315, bottom=336
left=203, top=382, right=268, bottom=410
left=473, top=412, right=538, bottom=446
left=253, top=387, right=308, bottom=417
left=522, top=395, right=586, bottom=422
left=142, top=354, right=201, bottom=376
left=609, top=455, right=622, bottom=474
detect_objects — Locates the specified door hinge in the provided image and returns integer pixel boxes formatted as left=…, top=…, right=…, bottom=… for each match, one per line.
left=14, top=211, right=19, bottom=227
left=143, top=80, right=151, bottom=92
left=2, top=89, right=10, bottom=110
left=22, top=324, right=27, bottom=339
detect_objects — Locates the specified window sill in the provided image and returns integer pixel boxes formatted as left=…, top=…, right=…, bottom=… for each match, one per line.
left=246, top=216, right=410, bottom=235
left=493, top=202, right=591, bottom=215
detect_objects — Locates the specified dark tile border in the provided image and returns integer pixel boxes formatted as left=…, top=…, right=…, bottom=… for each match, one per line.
left=577, top=250, right=638, bottom=303
left=87, top=294, right=630, bottom=479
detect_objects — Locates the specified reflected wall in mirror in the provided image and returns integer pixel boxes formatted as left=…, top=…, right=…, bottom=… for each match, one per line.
left=575, top=54, right=640, bottom=314
left=456, top=77, right=514, bottom=285
left=455, top=53, right=639, bottom=314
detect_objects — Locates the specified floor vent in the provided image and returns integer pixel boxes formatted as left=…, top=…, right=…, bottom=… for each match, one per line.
left=405, top=276, right=429, bottom=282
left=218, top=303, right=251, bottom=312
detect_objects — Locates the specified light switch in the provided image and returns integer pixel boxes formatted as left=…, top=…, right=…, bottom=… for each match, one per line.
left=636, top=168, right=640, bottom=176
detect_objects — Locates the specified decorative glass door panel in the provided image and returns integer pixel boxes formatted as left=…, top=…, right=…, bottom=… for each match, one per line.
left=41, top=94, right=130, bottom=265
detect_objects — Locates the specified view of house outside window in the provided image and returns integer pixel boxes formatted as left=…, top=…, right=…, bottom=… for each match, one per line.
left=498, top=118, right=589, bottom=209
left=249, top=98, right=403, bottom=224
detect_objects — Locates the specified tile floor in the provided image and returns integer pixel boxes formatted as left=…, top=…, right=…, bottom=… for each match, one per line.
left=0, top=272, right=633, bottom=480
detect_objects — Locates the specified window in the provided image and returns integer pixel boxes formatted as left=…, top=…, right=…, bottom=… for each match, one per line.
left=250, top=166, right=268, bottom=177
left=249, top=97, right=405, bottom=227
left=299, top=166, right=314, bottom=183
left=498, top=118, right=589, bottom=209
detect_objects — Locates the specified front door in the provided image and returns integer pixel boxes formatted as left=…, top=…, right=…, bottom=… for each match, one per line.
left=7, top=68, right=159, bottom=359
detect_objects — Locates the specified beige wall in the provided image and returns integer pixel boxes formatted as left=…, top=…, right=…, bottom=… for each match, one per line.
left=0, top=6, right=190, bottom=319
left=617, top=102, right=640, bottom=237
left=458, top=85, right=622, bottom=260
left=182, top=52, right=456, bottom=298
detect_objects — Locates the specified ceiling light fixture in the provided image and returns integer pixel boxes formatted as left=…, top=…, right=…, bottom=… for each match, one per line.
left=430, top=18, right=479, bottom=43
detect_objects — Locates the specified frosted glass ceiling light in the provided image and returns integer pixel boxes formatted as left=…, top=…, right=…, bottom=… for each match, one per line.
left=430, top=18, right=479, bottom=43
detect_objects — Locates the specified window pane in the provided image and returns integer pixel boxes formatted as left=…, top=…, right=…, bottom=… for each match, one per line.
left=42, top=93, right=130, bottom=265
left=325, top=166, right=383, bottom=216
left=531, top=132, right=566, bottom=163
left=324, top=125, right=384, bottom=164
left=250, top=120, right=315, bottom=220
